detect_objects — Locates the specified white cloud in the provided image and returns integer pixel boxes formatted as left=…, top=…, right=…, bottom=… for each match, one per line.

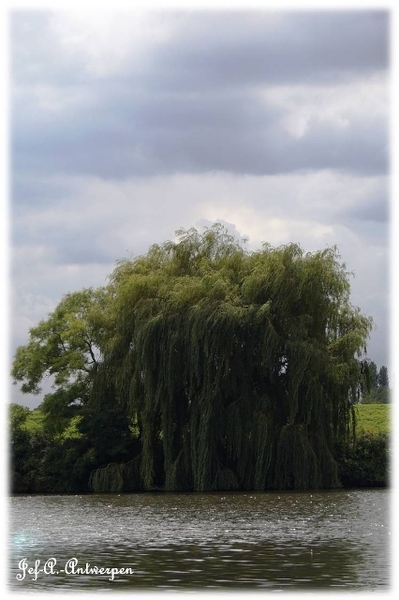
left=13, top=170, right=387, bottom=256
left=48, top=10, right=176, bottom=78
left=30, top=83, right=93, bottom=114
left=260, top=73, right=387, bottom=139
left=11, top=170, right=388, bottom=357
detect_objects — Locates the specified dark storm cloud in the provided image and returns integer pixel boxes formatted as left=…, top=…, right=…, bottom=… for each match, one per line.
left=11, top=12, right=87, bottom=86
left=12, top=80, right=388, bottom=180
left=343, top=191, right=390, bottom=224
left=11, top=10, right=389, bottom=183
left=11, top=173, right=72, bottom=209
left=12, top=11, right=389, bottom=88
left=12, top=85, right=282, bottom=178
left=53, top=239, right=114, bottom=266
left=13, top=217, right=115, bottom=266
left=11, top=176, right=121, bottom=266
left=144, top=11, right=388, bottom=92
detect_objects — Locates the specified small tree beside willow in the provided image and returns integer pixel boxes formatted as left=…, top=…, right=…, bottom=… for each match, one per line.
left=89, top=223, right=372, bottom=492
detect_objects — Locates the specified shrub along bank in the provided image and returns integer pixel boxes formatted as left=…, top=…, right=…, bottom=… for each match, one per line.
left=10, top=403, right=390, bottom=493
left=335, top=404, right=390, bottom=488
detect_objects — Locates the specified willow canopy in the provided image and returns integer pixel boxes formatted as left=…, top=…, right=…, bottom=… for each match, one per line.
left=88, top=224, right=372, bottom=493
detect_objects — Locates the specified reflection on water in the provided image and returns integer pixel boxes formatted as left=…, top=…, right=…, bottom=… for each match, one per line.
left=9, top=489, right=390, bottom=590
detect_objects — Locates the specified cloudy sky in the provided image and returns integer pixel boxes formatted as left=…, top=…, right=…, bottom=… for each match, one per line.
left=8, top=7, right=391, bottom=408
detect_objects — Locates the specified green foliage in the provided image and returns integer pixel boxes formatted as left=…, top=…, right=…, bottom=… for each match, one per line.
left=10, top=287, right=132, bottom=493
left=11, top=223, right=375, bottom=493
left=23, top=408, right=45, bottom=433
left=11, top=287, right=110, bottom=395
left=9, top=397, right=136, bottom=494
left=90, top=224, right=372, bottom=492
left=9, top=403, right=30, bottom=429
left=359, top=361, right=390, bottom=404
left=89, top=456, right=143, bottom=493
left=378, top=365, right=389, bottom=388
left=38, top=384, right=86, bottom=437
left=361, top=381, right=391, bottom=404
left=335, top=404, right=390, bottom=488
left=77, top=403, right=137, bottom=466
left=337, top=432, right=390, bottom=487
left=361, top=387, right=390, bottom=404
left=9, top=402, right=92, bottom=494
left=9, top=404, right=32, bottom=493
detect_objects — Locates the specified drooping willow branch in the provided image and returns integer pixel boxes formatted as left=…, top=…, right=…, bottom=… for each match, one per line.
left=89, top=224, right=372, bottom=492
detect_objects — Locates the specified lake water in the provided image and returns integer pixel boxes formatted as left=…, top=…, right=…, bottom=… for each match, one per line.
left=9, top=488, right=390, bottom=591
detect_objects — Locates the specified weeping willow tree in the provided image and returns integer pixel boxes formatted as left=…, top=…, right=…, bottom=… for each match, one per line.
left=89, top=223, right=372, bottom=492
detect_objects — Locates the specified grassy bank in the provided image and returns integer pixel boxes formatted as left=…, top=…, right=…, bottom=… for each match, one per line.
left=354, top=403, right=390, bottom=435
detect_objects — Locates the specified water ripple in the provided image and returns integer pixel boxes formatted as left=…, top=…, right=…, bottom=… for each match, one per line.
left=9, top=489, right=390, bottom=591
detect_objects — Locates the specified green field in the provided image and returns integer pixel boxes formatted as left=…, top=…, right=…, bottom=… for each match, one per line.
left=24, top=403, right=390, bottom=436
left=354, top=404, right=390, bottom=435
